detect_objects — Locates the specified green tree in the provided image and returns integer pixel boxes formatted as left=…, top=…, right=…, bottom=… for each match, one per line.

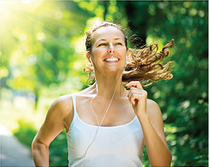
left=1, top=1, right=94, bottom=108
left=1, top=0, right=208, bottom=166
left=115, top=1, right=208, bottom=166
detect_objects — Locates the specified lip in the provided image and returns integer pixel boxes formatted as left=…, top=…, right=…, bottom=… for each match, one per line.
left=103, top=56, right=120, bottom=62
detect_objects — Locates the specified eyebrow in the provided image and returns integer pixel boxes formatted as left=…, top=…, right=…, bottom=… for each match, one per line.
left=96, top=37, right=123, bottom=43
left=114, top=37, right=123, bottom=40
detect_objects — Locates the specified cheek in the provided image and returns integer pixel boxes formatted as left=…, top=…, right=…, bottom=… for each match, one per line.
left=92, top=48, right=107, bottom=56
left=90, top=50, right=104, bottom=62
left=116, top=47, right=127, bottom=54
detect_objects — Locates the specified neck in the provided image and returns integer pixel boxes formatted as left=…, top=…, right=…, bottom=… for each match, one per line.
left=92, top=71, right=127, bottom=99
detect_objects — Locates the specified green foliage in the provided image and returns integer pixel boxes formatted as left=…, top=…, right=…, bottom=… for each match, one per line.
left=12, top=118, right=68, bottom=166
left=49, top=131, right=68, bottom=166
left=117, top=1, right=208, bottom=166
left=1, top=0, right=92, bottom=94
left=13, top=119, right=37, bottom=149
left=1, top=0, right=208, bottom=166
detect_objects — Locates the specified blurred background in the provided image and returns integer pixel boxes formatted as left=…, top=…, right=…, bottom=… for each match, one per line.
left=0, top=0, right=208, bottom=166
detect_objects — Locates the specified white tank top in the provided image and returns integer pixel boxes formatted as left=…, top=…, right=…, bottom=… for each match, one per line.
left=66, top=94, right=144, bottom=167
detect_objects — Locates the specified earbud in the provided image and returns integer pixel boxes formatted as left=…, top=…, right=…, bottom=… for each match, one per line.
left=89, top=57, right=93, bottom=66
left=123, top=56, right=128, bottom=73
left=125, top=56, right=128, bottom=67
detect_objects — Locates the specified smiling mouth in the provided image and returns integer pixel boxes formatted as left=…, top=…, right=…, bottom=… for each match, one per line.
left=104, top=57, right=119, bottom=62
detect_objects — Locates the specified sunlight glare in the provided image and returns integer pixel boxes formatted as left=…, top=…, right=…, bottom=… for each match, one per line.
left=22, top=0, right=34, bottom=4
left=19, top=33, right=27, bottom=41
left=36, top=32, right=46, bottom=41
left=0, top=125, right=12, bottom=136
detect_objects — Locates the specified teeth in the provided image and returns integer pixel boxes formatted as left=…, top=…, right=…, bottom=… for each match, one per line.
left=105, top=58, right=119, bottom=62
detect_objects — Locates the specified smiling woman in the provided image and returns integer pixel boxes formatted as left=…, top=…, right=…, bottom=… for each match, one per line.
left=86, top=26, right=128, bottom=79
left=85, top=22, right=174, bottom=86
left=32, top=21, right=174, bottom=167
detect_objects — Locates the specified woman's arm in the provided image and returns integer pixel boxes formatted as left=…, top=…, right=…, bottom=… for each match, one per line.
left=139, top=100, right=172, bottom=166
left=127, top=81, right=172, bottom=167
left=32, top=95, right=73, bottom=167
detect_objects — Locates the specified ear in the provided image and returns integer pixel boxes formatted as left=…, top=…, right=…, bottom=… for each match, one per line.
left=86, top=52, right=91, bottom=63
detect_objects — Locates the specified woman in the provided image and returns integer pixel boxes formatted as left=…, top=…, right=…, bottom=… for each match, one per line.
left=32, top=21, right=173, bottom=167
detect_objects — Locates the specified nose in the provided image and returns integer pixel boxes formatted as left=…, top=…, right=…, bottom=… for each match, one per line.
left=108, top=43, right=114, bottom=54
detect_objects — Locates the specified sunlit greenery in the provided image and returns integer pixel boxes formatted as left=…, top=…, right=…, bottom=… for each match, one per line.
left=0, top=0, right=208, bottom=166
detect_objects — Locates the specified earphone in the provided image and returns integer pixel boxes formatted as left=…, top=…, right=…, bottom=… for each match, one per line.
left=76, top=55, right=129, bottom=166
left=125, top=56, right=128, bottom=67
left=123, top=56, right=128, bottom=72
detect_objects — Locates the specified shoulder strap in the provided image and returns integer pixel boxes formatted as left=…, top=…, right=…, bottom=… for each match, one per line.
left=71, top=94, right=77, bottom=115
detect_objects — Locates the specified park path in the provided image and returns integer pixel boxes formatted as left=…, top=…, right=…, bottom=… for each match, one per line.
left=0, top=125, right=35, bottom=167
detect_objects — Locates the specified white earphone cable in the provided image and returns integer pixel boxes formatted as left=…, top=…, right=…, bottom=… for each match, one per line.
left=78, top=56, right=127, bottom=166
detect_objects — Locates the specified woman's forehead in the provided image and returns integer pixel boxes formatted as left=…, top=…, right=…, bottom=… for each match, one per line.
left=91, top=26, right=125, bottom=43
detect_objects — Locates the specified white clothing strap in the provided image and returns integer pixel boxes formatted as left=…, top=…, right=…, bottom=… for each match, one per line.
left=71, top=94, right=77, bottom=116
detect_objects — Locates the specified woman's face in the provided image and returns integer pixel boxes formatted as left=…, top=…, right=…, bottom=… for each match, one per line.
left=88, top=26, right=129, bottom=74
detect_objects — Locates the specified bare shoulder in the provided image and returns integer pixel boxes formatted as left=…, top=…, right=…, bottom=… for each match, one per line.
left=146, top=99, right=161, bottom=113
left=33, top=94, right=74, bottom=146
left=46, top=94, right=74, bottom=129
left=51, top=94, right=73, bottom=112
left=146, top=99, right=163, bottom=123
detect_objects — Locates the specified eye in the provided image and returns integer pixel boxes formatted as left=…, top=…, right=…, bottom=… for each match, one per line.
left=98, top=43, right=107, bottom=47
left=115, top=42, right=123, bottom=45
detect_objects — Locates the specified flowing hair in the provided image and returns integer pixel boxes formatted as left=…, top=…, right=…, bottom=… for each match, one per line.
left=84, top=21, right=174, bottom=87
left=123, top=39, right=174, bottom=86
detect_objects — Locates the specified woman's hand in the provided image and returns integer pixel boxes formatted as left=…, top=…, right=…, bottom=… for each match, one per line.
left=127, top=81, right=172, bottom=166
left=126, top=81, right=148, bottom=116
